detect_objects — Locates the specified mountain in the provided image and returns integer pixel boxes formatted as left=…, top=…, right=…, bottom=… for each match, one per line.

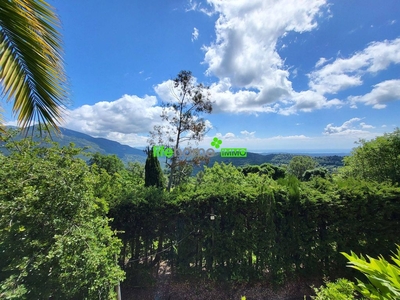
left=1, top=127, right=345, bottom=169
left=1, top=127, right=147, bottom=164
left=57, top=128, right=146, bottom=163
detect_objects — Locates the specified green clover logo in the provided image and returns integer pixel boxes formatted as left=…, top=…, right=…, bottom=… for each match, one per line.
left=211, top=137, right=222, bottom=149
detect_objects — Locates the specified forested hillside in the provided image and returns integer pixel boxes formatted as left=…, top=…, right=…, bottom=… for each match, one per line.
left=2, top=127, right=345, bottom=170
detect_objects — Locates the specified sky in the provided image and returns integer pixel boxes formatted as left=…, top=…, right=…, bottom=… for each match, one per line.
left=4, top=0, right=400, bottom=152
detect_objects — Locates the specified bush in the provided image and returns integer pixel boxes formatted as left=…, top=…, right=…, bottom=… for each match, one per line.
left=311, top=278, right=357, bottom=300
left=342, top=245, right=400, bottom=299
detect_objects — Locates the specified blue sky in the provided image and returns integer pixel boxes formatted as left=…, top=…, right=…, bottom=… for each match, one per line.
left=5, top=0, right=400, bottom=152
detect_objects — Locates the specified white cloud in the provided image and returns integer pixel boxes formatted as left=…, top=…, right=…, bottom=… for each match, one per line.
left=4, top=120, right=19, bottom=127
left=323, top=117, right=374, bottom=136
left=348, top=79, right=400, bottom=109
left=154, top=77, right=204, bottom=104
left=209, top=78, right=274, bottom=113
left=310, top=38, right=400, bottom=95
left=154, top=80, right=176, bottom=103
left=278, top=90, right=342, bottom=115
left=187, top=0, right=214, bottom=16
left=240, top=130, right=255, bottom=138
left=360, top=122, right=375, bottom=129
left=269, top=135, right=309, bottom=140
left=191, top=27, right=199, bottom=42
left=224, top=132, right=235, bottom=139
left=315, top=57, right=331, bottom=68
left=64, top=94, right=163, bottom=146
left=208, top=78, right=343, bottom=116
left=201, top=0, right=328, bottom=113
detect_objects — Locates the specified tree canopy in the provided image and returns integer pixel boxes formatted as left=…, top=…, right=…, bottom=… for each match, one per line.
left=0, top=137, right=124, bottom=298
left=341, top=128, right=400, bottom=185
left=287, top=155, right=317, bottom=180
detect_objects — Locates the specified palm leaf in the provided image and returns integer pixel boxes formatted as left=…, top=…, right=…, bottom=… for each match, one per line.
left=0, top=0, right=67, bottom=131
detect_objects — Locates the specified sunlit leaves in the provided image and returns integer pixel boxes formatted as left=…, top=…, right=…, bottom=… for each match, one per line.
left=0, top=137, right=124, bottom=298
left=340, top=129, right=400, bottom=185
left=342, top=246, right=400, bottom=299
left=0, top=0, right=68, bottom=130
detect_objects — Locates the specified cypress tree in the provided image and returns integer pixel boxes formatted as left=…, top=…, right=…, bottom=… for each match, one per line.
left=144, top=147, right=165, bottom=188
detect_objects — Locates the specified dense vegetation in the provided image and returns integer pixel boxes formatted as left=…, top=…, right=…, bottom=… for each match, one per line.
left=0, top=129, right=399, bottom=299
left=0, top=136, right=124, bottom=299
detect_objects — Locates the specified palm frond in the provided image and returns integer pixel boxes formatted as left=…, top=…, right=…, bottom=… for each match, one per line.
left=0, top=0, right=67, bottom=131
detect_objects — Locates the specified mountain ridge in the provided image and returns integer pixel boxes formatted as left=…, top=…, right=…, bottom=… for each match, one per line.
left=1, top=127, right=346, bottom=168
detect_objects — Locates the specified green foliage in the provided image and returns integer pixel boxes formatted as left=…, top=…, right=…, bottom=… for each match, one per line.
left=0, top=0, right=67, bottom=130
left=126, top=161, right=145, bottom=186
left=144, top=147, right=165, bottom=188
left=341, top=129, right=400, bottom=185
left=342, top=245, right=400, bottom=299
left=303, top=167, right=328, bottom=181
left=88, top=152, right=125, bottom=175
left=287, top=156, right=317, bottom=180
left=311, top=278, right=357, bottom=300
left=239, top=163, right=286, bottom=180
left=106, top=159, right=400, bottom=286
left=0, top=138, right=124, bottom=299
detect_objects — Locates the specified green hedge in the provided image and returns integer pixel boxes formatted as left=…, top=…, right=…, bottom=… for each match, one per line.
left=110, top=163, right=400, bottom=284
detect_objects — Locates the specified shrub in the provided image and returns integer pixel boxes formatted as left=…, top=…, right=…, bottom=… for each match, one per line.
left=310, top=278, right=357, bottom=300
left=342, top=245, right=400, bottom=299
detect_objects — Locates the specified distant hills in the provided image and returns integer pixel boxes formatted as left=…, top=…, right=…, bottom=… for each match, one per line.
left=1, top=127, right=147, bottom=164
left=192, top=151, right=344, bottom=173
left=1, top=127, right=346, bottom=169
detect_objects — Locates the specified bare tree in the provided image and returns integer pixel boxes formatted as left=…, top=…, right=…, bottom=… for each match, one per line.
left=149, top=70, right=212, bottom=190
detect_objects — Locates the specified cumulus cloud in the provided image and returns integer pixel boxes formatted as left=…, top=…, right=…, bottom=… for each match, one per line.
left=64, top=94, right=163, bottom=146
left=154, top=80, right=176, bottom=103
left=224, top=132, right=236, bottom=139
left=192, top=27, right=199, bottom=42
left=200, top=2, right=399, bottom=115
left=315, top=57, right=331, bottom=68
left=360, top=122, right=375, bottom=129
left=323, top=117, right=374, bottom=136
left=310, top=38, right=400, bottom=95
left=154, top=77, right=203, bottom=104
left=64, top=86, right=216, bottom=147
left=278, top=90, right=343, bottom=115
left=201, top=0, right=329, bottom=113
left=348, top=79, right=400, bottom=109
left=241, top=130, right=255, bottom=137
left=269, top=135, right=309, bottom=140
left=209, top=78, right=274, bottom=113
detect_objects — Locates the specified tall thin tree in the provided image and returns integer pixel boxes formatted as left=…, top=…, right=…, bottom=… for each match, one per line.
left=144, top=147, right=165, bottom=188
left=149, top=70, right=212, bottom=191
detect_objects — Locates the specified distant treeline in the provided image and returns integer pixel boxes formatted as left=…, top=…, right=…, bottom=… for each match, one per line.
left=192, top=153, right=344, bottom=175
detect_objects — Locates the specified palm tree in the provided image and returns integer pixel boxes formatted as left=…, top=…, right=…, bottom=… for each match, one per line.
left=0, top=0, right=67, bottom=131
